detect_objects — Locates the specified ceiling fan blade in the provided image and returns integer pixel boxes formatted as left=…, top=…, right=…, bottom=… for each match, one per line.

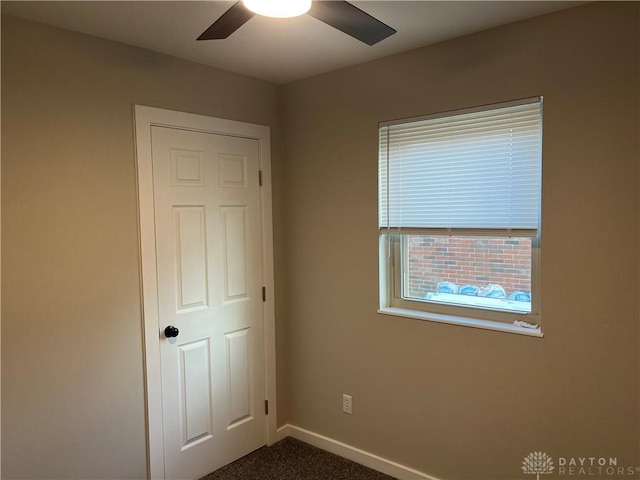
left=197, top=1, right=255, bottom=41
left=307, top=1, right=396, bottom=46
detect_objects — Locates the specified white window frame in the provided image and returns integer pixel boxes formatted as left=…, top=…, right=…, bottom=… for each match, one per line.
left=378, top=98, right=543, bottom=337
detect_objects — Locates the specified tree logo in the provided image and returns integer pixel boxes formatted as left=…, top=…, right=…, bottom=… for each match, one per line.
left=522, top=452, right=555, bottom=480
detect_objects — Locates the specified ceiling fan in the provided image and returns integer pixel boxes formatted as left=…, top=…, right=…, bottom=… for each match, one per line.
left=197, top=0, right=397, bottom=46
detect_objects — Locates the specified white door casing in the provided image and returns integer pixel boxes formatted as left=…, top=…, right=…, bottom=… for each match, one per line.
left=134, top=106, right=277, bottom=480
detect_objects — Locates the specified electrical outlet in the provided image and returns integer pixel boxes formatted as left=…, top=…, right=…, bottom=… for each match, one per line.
left=342, top=394, right=353, bottom=415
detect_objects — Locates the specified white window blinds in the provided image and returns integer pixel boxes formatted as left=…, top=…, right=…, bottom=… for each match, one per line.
left=379, top=97, right=542, bottom=236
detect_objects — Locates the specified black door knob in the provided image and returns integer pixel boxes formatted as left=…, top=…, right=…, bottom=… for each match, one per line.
left=164, top=325, right=179, bottom=338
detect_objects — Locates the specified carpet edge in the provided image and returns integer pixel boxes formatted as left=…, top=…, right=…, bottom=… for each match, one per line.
left=277, top=424, right=441, bottom=480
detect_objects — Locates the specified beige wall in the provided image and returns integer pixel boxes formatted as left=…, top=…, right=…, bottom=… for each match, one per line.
left=1, top=15, right=287, bottom=479
left=280, top=2, right=639, bottom=479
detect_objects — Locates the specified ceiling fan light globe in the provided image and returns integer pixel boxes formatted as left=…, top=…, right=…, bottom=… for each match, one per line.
left=243, top=0, right=312, bottom=18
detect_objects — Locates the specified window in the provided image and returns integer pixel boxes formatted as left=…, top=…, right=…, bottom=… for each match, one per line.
left=378, top=98, right=542, bottom=336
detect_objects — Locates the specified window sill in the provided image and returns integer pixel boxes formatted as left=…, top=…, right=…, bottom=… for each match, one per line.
left=377, top=307, right=543, bottom=338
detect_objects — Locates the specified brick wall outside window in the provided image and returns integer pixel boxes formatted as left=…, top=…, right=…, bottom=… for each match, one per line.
left=406, top=235, right=531, bottom=299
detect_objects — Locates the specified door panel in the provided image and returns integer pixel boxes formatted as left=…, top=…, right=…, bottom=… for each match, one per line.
left=179, top=339, right=213, bottom=446
left=151, top=126, right=265, bottom=480
left=225, top=328, right=252, bottom=427
left=174, top=206, right=208, bottom=311
left=221, top=206, right=248, bottom=299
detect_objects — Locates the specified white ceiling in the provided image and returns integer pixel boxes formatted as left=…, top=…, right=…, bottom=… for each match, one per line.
left=2, top=1, right=585, bottom=84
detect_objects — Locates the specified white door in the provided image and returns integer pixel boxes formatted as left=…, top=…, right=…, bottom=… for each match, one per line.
left=151, top=125, right=266, bottom=480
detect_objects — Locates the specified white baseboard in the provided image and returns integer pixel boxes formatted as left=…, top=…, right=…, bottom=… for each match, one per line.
left=275, top=424, right=441, bottom=480
left=270, top=423, right=291, bottom=444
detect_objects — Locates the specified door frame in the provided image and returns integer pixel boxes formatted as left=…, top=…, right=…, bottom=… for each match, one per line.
left=133, top=105, right=278, bottom=480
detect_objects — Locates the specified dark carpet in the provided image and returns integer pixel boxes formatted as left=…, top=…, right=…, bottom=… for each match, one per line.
left=199, top=437, right=397, bottom=480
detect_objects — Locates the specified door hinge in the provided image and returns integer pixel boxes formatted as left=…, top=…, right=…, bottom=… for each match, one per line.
left=262, top=286, right=266, bottom=302
left=259, top=170, right=263, bottom=187
left=264, top=400, right=269, bottom=415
